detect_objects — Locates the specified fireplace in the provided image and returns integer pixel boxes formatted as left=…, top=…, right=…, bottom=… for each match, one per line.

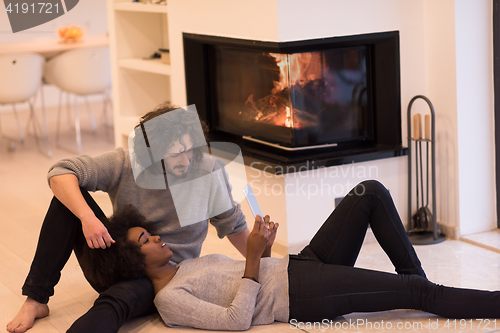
left=184, top=31, right=406, bottom=173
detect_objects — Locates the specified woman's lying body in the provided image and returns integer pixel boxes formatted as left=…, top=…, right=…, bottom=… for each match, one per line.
left=87, top=180, right=500, bottom=331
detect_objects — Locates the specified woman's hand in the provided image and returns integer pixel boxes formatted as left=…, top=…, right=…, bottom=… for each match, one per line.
left=257, top=215, right=278, bottom=258
left=265, top=220, right=278, bottom=249
left=243, top=216, right=271, bottom=282
left=246, top=215, right=270, bottom=260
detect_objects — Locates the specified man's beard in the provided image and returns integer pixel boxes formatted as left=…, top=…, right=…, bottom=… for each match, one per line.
left=175, top=166, right=189, bottom=178
left=169, top=164, right=189, bottom=179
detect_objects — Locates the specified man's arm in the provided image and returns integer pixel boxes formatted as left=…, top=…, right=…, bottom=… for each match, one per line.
left=50, top=174, right=115, bottom=249
left=227, top=228, right=249, bottom=258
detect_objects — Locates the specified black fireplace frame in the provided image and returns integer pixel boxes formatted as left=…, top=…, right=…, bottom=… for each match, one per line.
left=184, top=31, right=407, bottom=174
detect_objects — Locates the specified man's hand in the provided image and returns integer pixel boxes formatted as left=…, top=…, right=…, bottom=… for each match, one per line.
left=50, top=174, right=115, bottom=249
left=81, top=214, right=115, bottom=249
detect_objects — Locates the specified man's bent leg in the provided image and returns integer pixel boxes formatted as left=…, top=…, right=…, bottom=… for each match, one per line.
left=22, top=189, right=106, bottom=302
left=8, top=190, right=106, bottom=333
left=67, top=278, right=157, bottom=333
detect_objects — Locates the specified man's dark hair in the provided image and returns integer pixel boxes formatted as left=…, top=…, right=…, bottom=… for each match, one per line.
left=132, top=103, right=209, bottom=169
left=81, top=205, right=149, bottom=289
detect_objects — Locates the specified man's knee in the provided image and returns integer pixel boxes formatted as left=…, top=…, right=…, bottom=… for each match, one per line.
left=68, top=279, right=155, bottom=333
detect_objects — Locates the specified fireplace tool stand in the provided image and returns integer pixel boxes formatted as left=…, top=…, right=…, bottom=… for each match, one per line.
left=407, top=95, right=445, bottom=245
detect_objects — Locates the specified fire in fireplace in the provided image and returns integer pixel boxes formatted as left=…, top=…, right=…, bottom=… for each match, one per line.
left=213, top=45, right=370, bottom=149
left=184, top=31, right=403, bottom=167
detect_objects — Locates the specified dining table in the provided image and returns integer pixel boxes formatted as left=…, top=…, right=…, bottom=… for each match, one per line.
left=0, top=34, right=108, bottom=57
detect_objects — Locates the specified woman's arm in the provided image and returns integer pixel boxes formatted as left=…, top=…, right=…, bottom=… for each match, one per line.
left=243, top=216, right=270, bottom=281
left=227, top=228, right=249, bottom=257
left=155, top=280, right=260, bottom=331
left=155, top=219, right=274, bottom=331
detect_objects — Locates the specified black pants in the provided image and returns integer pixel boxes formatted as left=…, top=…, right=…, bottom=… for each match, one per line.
left=22, top=189, right=156, bottom=333
left=288, top=180, right=500, bottom=321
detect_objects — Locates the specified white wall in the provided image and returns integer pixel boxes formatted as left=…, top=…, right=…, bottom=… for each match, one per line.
left=423, top=0, right=496, bottom=237
left=454, top=0, right=496, bottom=234
left=423, top=0, right=460, bottom=235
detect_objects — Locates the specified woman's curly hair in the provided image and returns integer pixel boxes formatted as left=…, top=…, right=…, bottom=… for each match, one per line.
left=81, top=204, right=150, bottom=289
left=132, top=103, right=209, bottom=169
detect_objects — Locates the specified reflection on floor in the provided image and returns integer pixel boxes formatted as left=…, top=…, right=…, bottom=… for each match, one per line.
left=461, top=229, right=500, bottom=254
left=1, top=103, right=500, bottom=333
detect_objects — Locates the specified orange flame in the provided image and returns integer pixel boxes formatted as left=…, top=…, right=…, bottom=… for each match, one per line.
left=270, top=53, right=289, bottom=95
left=246, top=52, right=321, bottom=129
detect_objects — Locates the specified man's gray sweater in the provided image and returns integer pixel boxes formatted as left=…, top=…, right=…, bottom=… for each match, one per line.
left=47, top=147, right=248, bottom=264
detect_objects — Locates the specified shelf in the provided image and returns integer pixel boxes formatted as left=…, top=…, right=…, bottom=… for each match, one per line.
left=118, top=58, right=171, bottom=75
left=114, top=2, right=168, bottom=13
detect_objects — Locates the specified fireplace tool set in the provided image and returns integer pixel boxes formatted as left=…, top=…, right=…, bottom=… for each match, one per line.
left=407, top=95, right=445, bottom=245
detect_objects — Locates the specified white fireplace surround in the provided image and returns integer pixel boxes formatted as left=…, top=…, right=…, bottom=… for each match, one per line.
left=166, top=0, right=495, bottom=252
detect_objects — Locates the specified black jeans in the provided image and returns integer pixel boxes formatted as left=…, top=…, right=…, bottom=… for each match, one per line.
left=22, top=189, right=156, bottom=333
left=288, top=180, right=500, bottom=321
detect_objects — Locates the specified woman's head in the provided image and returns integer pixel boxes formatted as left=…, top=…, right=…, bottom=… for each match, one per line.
left=126, top=226, right=174, bottom=269
left=82, top=205, right=151, bottom=289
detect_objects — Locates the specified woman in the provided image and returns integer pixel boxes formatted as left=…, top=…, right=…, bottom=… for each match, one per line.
left=87, top=180, right=500, bottom=330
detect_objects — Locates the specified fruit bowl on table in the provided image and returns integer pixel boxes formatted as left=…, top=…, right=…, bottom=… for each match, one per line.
left=58, top=25, right=84, bottom=43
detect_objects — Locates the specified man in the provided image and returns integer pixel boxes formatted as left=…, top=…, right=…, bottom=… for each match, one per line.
left=7, top=104, right=249, bottom=333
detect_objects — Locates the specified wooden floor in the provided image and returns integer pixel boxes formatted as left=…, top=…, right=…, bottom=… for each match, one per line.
left=1, top=102, right=500, bottom=333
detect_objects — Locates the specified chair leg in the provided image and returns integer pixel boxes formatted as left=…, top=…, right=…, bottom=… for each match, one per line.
left=25, top=93, right=35, bottom=136
left=57, top=92, right=84, bottom=154
left=12, top=104, right=25, bottom=143
left=28, top=100, right=52, bottom=157
left=0, top=104, right=25, bottom=144
left=66, top=92, right=73, bottom=128
left=25, top=89, right=49, bottom=142
left=84, top=97, right=97, bottom=133
left=56, top=90, right=63, bottom=146
left=39, top=83, right=49, bottom=140
left=101, top=90, right=111, bottom=124
left=101, top=90, right=114, bottom=142
left=75, top=97, right=82, bottom=153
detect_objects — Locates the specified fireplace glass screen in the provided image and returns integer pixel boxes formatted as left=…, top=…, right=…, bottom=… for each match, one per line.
left=212, top=45, right=372, bottom=148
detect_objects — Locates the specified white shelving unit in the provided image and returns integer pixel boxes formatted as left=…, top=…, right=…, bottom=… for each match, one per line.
left=107, top=0, right=171, bottom=147
left=118, top=58, right=171, bottom=75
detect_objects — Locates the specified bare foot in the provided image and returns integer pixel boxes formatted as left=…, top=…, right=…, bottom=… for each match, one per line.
left=6, top=297, right=49, bottom=333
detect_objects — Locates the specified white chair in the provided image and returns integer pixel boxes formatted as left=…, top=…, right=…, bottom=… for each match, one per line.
left=0, top=53, right=52, bottom=156
left=43, top=46, right=112, bottom=153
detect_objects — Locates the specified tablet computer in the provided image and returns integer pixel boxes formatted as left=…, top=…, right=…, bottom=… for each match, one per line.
left=243, top=184, right=263, bottom=219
